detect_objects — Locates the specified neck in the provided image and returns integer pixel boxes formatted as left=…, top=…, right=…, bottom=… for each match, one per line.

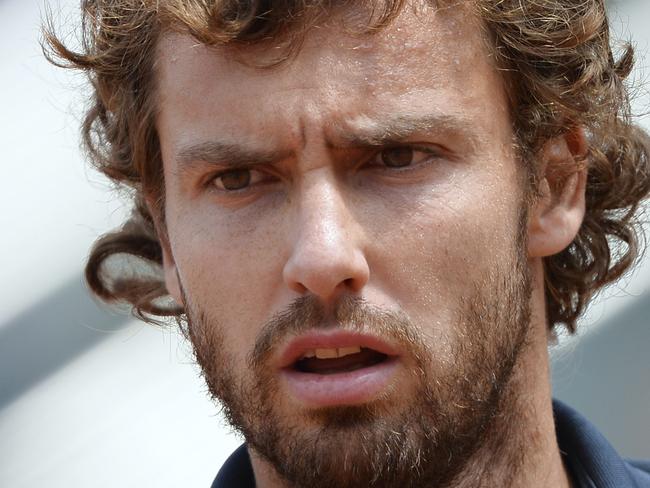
left=448, top=314, right=572, bottom=488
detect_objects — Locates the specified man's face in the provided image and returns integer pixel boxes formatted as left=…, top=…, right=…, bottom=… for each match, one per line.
left=157, top=4, right=532, bottom=487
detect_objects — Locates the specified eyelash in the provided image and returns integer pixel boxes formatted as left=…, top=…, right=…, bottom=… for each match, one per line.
left=207, top=145, right=444, bottom=193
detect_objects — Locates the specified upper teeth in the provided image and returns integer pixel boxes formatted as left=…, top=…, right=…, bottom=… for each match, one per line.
left=301, top=346, right=362, bottom=360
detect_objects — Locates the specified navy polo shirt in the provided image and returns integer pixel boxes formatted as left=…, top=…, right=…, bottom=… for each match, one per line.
left=211, top=400, right=650, bottom=487
left=553, top=400, right=650, bottom=487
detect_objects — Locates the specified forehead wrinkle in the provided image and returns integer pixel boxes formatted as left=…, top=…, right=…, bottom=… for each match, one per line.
left=298, top=114, right=308, bottom=151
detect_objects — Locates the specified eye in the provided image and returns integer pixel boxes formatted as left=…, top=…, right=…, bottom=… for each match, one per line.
left=380, top=147, right=415, bottom=168
left=372, top=146, right=442, bottom=170
left=211, top=168, right=266, bottom=191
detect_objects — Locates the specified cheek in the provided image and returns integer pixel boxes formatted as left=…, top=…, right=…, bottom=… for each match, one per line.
left=367, top=176, right=522, bottom=340
left=167, top=201, right=289, bottom=357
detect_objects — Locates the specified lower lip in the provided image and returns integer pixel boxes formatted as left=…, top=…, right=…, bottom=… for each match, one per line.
left=280, top=359, right=399, bottom=407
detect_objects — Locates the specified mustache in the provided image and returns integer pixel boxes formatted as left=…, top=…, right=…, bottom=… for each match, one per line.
left=248, top=295, right=426, bottom=370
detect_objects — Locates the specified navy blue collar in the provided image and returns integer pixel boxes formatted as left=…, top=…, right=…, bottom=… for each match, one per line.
left=211, top=443, right=255, bottom=488
left=553, top=399, right=650, bottom=488
left=211, top=400, right=650, bottom=487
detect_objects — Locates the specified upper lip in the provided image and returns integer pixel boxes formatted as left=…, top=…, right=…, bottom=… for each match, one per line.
left=277, top=330, right=401, bottom=369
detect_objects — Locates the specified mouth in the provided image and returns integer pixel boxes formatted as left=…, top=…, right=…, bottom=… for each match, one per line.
left=278, top=332, right=400, bottom=407
left=292, top=346, right=389, bottom=374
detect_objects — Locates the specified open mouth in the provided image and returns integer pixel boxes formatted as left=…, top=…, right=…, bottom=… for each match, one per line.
left=278, top=332, right=400, bottom=407
left=293, top=346, right=389, bottom=375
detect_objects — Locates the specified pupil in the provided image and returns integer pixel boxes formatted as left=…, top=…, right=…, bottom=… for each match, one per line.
left=221, top=170, right=251, bottom=190
left=381, top=147, right=413, bottom=167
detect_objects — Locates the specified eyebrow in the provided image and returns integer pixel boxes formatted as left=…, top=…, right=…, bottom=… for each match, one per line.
left=174, top=113, right=480, bottom=171
left=333, top=113, right=481, bottom=150
left=175, top=141, right=290, bottom=171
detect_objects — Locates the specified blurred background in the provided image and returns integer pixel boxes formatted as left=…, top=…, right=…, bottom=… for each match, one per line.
left=0, top=0, right=648, bottom=486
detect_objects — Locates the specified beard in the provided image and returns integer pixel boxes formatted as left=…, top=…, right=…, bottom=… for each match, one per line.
left=182, top=216, right=533, bottom=488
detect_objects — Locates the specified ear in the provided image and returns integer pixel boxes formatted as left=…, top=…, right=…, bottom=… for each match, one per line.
left=161, top=241, right=184, bottom=307
left=527, top=128, right=588, bottom=258
left=143, top=195, right=185, bottom=307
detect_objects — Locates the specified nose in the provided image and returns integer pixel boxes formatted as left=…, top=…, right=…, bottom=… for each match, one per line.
left=282, top=170, right=370, bottom=303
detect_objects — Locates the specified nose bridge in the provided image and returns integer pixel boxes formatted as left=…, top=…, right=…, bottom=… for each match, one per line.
left=283, top=168, right=369, bottom=300
left=298, top=170, right=349, bottom=247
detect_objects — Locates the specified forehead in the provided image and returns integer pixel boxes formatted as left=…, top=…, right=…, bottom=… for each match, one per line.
left=155, top=3, right=509, bottom=151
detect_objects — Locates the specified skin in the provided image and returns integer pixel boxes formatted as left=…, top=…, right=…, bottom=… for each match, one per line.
left=155, top=3, right=586, bottom=487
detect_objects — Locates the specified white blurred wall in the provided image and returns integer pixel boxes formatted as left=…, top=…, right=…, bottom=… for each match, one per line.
left=0, top=2, right=241, bottom=486
left=0, top=1, right=648, bottom=487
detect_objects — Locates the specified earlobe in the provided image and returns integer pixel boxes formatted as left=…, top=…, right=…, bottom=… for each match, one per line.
left=527, top=130, right=588, bottom=258
left=162, top=241, right=184, bottom=307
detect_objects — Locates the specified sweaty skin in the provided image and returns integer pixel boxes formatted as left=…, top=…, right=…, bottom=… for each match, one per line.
left=155, top=3, right=584, bottom=487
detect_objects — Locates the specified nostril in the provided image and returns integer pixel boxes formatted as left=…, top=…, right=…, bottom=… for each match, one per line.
left=342, top=277, right=356, bottom=287
left=282, top=225, right=370, bottom=299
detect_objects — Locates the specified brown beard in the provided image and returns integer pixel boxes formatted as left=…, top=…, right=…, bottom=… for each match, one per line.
left=182, top=216, right=532, bottom=488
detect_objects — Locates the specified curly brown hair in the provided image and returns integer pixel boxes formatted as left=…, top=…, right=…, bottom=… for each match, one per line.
left=43, top=0, right=650, bottom=331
